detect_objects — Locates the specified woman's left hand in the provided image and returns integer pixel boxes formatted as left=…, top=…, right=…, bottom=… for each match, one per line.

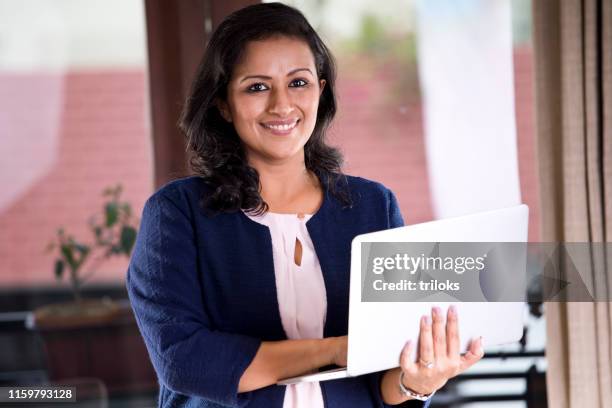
left=398, top=305, right=484, bottom=396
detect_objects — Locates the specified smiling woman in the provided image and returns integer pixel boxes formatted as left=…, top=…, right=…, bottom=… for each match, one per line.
left=179, top=3, right=345, bottom=217
left=126, top=3, right=482, bottom=408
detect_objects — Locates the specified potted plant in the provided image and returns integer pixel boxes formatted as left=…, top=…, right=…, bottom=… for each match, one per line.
left=33, top=185, right=138, bottom=328
left=28, top=185, right=157, bottom=396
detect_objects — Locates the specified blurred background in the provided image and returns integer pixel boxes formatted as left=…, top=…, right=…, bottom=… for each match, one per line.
left=0, top=0, right=546, bottom=406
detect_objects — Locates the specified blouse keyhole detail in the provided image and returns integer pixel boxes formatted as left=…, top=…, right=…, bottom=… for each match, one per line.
left=294, top=237, right=303, bottom=266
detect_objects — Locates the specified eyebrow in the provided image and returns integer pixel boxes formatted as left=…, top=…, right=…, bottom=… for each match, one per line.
left=239, top=68, right=314, bottom=83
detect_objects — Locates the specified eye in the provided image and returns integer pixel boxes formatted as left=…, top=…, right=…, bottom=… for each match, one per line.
left=289, top=78, right=308, bottom=88
left=247, top=83, right=269, bottom=93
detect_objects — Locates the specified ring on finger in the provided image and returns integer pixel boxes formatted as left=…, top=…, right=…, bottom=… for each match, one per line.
left=419, top=359, right=435, bottom=369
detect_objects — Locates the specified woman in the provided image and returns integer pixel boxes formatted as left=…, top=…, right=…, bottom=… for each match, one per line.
left=126, top=3, right=483, bottom=407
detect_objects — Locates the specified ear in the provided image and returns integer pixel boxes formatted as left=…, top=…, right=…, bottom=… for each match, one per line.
left=216, top=99, right=232, bottom=122
left=319, top=79, right=326, bottom=97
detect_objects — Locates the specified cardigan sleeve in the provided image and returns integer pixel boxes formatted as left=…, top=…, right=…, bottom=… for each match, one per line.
left=387, top=187, right=405, bottom=230
left=126, top=191, right=261, bottom=407
left=366, top=188, right=431, bottom=408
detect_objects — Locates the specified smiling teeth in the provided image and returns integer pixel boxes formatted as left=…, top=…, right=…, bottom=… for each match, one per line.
left=266, top=121, right=297, bottom=131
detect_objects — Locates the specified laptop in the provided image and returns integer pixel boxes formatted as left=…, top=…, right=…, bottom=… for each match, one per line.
left=277, top=204, right=529, bottom=385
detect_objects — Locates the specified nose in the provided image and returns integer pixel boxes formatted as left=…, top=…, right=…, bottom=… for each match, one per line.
left=268, top=87, right=294, bottom=117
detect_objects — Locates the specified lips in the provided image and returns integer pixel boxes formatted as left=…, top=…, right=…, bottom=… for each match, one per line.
left=261, top=118, right=299, bottom=134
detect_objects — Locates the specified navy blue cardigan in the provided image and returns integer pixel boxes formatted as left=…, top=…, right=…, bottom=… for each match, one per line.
left=127, top=175, right=430, bottom=408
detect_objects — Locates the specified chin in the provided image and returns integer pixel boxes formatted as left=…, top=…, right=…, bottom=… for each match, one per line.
left=266, top=151, right=303, bottom=162
left=258, top=145, right=305, bottom=162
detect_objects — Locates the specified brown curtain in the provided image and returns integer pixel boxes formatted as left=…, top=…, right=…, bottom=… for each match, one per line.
left=533, top=0, right=612, bottom=406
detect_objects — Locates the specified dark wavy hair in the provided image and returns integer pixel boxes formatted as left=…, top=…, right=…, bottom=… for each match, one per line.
left=179, top=2, right=350, bottom=215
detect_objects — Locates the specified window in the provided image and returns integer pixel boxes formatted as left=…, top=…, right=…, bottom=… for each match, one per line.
left=0, top=0, right=152, bottom=288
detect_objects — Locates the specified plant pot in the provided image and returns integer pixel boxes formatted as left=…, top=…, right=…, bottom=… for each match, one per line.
left=31, top=299, right=123, bottom=329
left=28, top=299, right=157, bottom=396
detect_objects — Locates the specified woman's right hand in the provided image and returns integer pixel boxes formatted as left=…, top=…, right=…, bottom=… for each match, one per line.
left=240, top=336, right=349, bottom=392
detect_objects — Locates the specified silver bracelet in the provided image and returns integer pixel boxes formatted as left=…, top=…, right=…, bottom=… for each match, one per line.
left=398, top=372, right=435, bottom=402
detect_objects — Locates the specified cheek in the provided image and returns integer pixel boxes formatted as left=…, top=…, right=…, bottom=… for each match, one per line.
left=230, top=95, right=266, bottom=125
left=297, top=90, right=321, bottom=117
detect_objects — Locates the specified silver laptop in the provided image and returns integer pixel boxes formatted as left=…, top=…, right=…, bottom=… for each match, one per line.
left=278, top=204, right=529, bottom=385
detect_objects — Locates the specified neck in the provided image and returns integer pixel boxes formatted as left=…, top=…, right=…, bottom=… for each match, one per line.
left=248, top=153, right=321, bottom=213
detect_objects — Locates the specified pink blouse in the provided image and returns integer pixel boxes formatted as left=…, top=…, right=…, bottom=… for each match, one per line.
left=244, top=211, right=327, bottom=408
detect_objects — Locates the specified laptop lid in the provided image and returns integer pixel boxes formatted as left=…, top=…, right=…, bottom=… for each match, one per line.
left=346, top=204, right=529, bottom=377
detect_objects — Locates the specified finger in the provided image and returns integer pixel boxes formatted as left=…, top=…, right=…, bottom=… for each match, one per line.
left=418, top=314, right=434, bottom=367
left=446, top=305, right=460, bottom=358
left=399, top=340, right=416, bottom=373
left=459, top=336, right=484, bottom=372
left=432, top=306, right=447, bottom=359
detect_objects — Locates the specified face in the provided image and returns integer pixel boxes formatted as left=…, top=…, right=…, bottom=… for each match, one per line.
left=219, top=36, right=325, bottom=166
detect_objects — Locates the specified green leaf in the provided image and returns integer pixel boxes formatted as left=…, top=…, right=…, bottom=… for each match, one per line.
left=120, top=226, right=137, bottom=255
left=60, top=244, right=76, bottom=270
left=74, top=245, right=90, bottom=269
left=54, top=259, right=64, bottom=280
left=105, top=202, right=119, bottom=227
left=104, top=184, right=122, bottom=199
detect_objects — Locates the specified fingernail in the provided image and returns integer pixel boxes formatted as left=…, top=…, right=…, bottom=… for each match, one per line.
left=449, top=305, right=457, bottom=316
left=477, top=337, right=484, bottom=354
left=432, top=306, right=441, bottom=317
left=425, top=315, right=432, bottom=325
